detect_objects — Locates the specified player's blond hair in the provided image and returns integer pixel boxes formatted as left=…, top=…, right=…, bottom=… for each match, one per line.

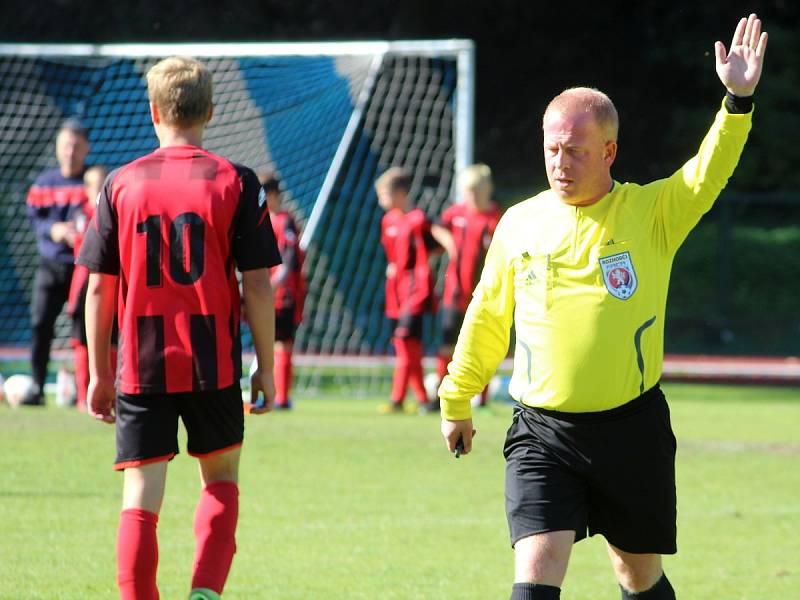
left=544, top=87, right=619, bottom=142
left=458, top=163, right=493, bottom=198
left=374, top=166, right=411, bottom=194
left=146, top=56, right=213, bottom=129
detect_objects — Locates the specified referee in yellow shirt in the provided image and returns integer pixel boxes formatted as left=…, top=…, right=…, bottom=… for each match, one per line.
left=439, top=14, right=768, bottom=600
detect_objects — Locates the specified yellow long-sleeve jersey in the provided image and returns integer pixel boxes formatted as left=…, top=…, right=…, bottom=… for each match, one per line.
left=439, top=100, right=753, bottom=420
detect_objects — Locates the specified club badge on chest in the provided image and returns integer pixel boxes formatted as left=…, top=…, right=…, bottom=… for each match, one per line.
left=599, top=251, right=638, bottom=300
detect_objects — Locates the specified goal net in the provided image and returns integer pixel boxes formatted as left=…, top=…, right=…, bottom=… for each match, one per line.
left=0, top=41, right=474, bottom=395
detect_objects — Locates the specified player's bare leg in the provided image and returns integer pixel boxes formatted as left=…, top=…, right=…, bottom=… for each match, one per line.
left=607, top=544, right=674, bottom=598
left=198, top=445, right=240, bottom=485
left=511, top=530, right=574, bottom=598
left=122, top=461, right=169, bottom=512
left=437, top=342, right=454, bottom=383
left=190, top=447, right=242, bottom=599
left=117, top=461, right=169, bottom=600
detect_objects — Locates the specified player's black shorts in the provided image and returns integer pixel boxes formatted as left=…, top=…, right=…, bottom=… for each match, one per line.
left=114, top=385, right=244, bottom=471
left=503, top=384, right=677, bottom=554
left=390, top=313, right=423, bottom=339
left=275, top=306, right=297, bottom=342
left=439, top=307, right=465, bottom=345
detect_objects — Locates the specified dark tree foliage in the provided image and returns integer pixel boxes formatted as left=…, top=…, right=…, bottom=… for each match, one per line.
left=1, top=0, right=798, bottom=195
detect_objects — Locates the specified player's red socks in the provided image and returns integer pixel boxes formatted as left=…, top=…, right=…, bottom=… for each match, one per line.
left=273, top=349, right=292, bottom=407
left=117, top=508, right=160, bottom=600
left=392, top=337, right=427, bottom=404
left=437, top=353, right=449, bottom=383
left=391, top=337, right=410, bottom=403
left=405, top=337, right=427, bottom=403
left=191, top=480, right=239, bottom=594
left=73, top=342, right=89, bottom=411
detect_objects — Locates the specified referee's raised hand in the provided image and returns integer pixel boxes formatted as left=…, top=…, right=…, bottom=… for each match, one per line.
left=715, top=13, right=768, bottom=97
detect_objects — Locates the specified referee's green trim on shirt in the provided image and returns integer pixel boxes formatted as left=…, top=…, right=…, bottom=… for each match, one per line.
left=634, top=316, right=657, bottom=394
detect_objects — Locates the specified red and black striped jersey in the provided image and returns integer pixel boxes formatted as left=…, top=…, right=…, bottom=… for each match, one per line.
left=380, top=207, right=438, bottom=319
left=66, top=192, right=96, bottom=320
left=438, top=202, right=502, bottom=311
left=77, top=145, right=281, bottom=395
left=269, top=210, right=306, bottom=324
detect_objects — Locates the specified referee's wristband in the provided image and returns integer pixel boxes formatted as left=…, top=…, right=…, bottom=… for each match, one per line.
left=725, top=91, right=753, bottom=114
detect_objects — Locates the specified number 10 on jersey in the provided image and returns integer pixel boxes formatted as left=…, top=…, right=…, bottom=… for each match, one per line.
left=136, top=212, right=206, bottom=287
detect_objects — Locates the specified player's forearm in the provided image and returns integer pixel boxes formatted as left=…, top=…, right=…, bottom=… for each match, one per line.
left=85, top=273, right=117, bottom=380
left=242, top=268, right=276, bottom=371
left=431, top=224, right=455, bottom=256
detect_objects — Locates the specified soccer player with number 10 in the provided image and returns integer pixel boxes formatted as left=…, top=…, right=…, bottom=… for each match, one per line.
left=78, top=56, right=281, bottom=600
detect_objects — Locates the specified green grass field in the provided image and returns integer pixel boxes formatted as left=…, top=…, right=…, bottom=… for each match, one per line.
left=1, top=383, right=798, bottom=599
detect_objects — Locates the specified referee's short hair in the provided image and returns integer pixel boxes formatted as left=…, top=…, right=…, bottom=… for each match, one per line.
left=544, top=87, right=619, bottom=142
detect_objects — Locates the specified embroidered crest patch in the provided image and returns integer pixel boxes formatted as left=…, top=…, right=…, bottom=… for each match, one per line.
left=599, top=251, right=638, bottom=300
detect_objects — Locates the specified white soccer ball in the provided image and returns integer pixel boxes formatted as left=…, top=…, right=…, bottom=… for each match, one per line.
left=4, top=374, right=35, bottom=408
left=423, top=372, right=440, bottom=399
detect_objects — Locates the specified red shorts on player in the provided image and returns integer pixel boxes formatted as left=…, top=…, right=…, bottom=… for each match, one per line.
left=114, top=385, right=244, bottom=470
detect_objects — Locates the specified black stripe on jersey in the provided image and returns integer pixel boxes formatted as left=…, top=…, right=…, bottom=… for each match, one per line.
left=137, top=315, right=166, bottom=393
left=189, top=153, right=219, bottom=180
left=191, top=314, right=218, bottom=391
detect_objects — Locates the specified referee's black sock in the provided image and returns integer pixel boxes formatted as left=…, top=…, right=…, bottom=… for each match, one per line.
left=510, top=582, right=561, bottom=599
left=620, top=573, right=675, bottom=599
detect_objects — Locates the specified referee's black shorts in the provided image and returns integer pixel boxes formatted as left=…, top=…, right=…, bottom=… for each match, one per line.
left=503, top=384, right=677, bottom=554
left=114, top=385, right=244, bottom=471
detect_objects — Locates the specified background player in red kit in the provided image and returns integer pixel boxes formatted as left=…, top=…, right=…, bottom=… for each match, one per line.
left=432, top=164, right=501, bottom=406
left=78, top=57, right=281, bottom=600
left=376, top=167, right=439, bottom=414
left=254, top=171, right=306, bottom=409
left=67, top=165, right=112, bottom=411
